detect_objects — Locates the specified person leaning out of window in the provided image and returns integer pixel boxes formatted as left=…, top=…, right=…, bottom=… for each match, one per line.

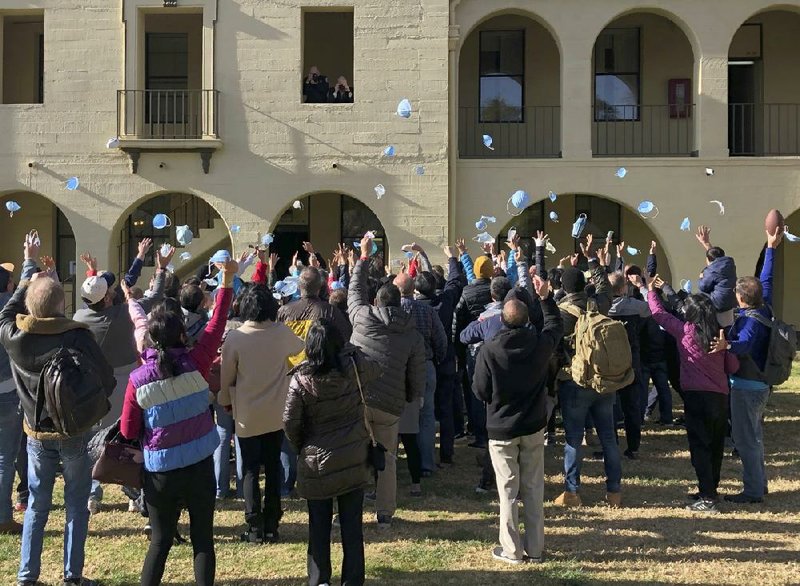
left=329, top=76, right=353, bottom=103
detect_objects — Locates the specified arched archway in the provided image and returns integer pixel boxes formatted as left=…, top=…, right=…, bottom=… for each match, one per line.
left=458, top=11, right=561, bottom=158
left=728, top=7, right=800, bottom=156
left=111, top=192, right=232, bottom=282
left=495, top=193, right=673, bottom=282
left=0, top=190, right=77, bottom=314
left=270, top=192, right=387, bottom=278
left=591, top=10, right=696, bottom=156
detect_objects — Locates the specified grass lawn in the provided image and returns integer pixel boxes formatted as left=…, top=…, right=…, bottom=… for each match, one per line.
left=2, top=366, right=800, bottom=585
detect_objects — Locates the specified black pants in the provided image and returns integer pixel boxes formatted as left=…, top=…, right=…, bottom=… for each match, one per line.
left=141, top=456, right=216, bottom=586
left=617, top=380, right=642, bottom=453
left=399, top=433, right=421, bottom=484
left=684, top=391, right=728, bottom=498
left=239, top=430, right=284, bottom=533
left=434, top=367, right=456, bottom=463
left=307, top=488, right=365, bottom=586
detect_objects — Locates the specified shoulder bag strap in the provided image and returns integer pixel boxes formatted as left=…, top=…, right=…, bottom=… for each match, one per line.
left=350, top=356, right=377, bottom=446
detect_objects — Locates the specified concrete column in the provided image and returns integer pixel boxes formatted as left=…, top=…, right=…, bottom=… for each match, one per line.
left=447, top=24, right=460, bottom=241
left=695, top=46, right=731, bottom=158
left=560, top=37, right=594, bottom=160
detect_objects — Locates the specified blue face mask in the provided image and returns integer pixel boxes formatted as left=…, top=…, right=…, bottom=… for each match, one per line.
left=571, top=214, right=588, bottom=239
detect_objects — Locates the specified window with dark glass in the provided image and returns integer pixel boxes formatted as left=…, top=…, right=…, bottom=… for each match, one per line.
left=594, top=28, right=640, bottom=121
left=479, top=30, right=524, bottom=123
left=145, top=32, right=189, bottom=124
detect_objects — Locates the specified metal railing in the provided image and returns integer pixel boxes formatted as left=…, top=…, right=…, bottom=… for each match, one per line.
left=458, top=106, right=561, bottom=158
left=117, top=89, right=219, bottom=139
left=592, top=104, right=695, bottom=157
left=729, top=103, right=800, bottom=156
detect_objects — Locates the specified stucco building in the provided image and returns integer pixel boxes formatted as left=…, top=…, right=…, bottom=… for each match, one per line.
left=0, top=0, right=799, bottom=324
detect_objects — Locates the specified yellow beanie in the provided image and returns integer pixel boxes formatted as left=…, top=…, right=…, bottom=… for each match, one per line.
left=474, top=255, right=494, bottom=280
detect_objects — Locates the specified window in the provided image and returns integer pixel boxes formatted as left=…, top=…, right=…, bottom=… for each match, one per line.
left=574, top=195, right=621, bottom=255
left=479, top=30, right=524, bottom=122
left=2, top=13, right=45, bottom=104
left=145, top=32, right=189, bottom=124
left=302, top=10, right=354, bottom=104
left=594, top=28, right=640, bottom=121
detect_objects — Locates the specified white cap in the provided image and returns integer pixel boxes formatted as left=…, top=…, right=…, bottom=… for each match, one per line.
left=81, top=275, right=108, bottom=304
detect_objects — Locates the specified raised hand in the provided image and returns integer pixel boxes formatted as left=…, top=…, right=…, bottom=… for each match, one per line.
left=137, top=238, right=153, bottom=260
left=269, top=252, right=279, bottom=271
left=534, top=231, right=549, bottom=248
left=360, top=235, right=373, bottom=259
left=79, top=251, right=97, bottom=272
left=455, top=238, right=467, bottom=255
left=25, top=231, right=41, bottom=261
left=302, top=242, right=316, bottom=255
left=767, top=226, right=784, bottom=249
left=156, top=245, right=175, bottom=269
left=570, top=253, right=580, bottom=267
left=533, top=274, right=551, bottom=299
left=481, top=241, right=494, bottom=256
left=40, top=255, right=57, bottom=278
left=443, top=245, right=457, bottom=258
left=696, top=225, right=711, bottom=251
left=649, top=240, right=657, bottom=255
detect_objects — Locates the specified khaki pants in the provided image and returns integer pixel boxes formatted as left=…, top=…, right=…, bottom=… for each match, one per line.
left=365, top=407, right=400, bottom=517
left=488, top=429, right=545, bottom=560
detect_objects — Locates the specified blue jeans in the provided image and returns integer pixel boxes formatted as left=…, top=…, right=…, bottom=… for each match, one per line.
left=19, top=432, right=93, bottom=583
left=559, top=381, right=621, bottom=494
left=280, top=435, right=297, bottom=497
left=0, top=391, right=23, bottom=523
left=730, top=386, right=770, bottom=499
left=641, top=361, right=673, bottom=423
left=213, top=404, right=242, bottom=498
left=418, top=361, right=437, bottom=473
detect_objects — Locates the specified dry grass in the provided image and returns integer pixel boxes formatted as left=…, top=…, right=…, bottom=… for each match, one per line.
left=2, top=366, right=800, bottom=585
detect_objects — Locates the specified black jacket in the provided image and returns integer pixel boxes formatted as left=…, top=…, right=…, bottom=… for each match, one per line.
left=472, top=296, right=563, bottom=441
left=416, top=257, right=464, bottom=376
left=641, top=316, right=667, bottom=365
left=348, top=259, right=426, bottom=417
left=452, top=278, right=492, bottom=366
left=0, top=283, right=116, bottom=440
left=284, top=347, right=378, bottom=500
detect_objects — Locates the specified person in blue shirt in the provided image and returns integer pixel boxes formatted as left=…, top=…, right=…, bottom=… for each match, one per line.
left=713, top=226, right=783, bottom=504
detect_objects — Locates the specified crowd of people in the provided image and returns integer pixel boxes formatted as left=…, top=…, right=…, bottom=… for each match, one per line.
left=0, top=216, right=791, bottom=585
left=303, top=66, right=354, bottom=104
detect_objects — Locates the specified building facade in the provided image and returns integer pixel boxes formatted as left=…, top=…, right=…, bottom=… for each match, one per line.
left=0, top=0, right=799, bottom=324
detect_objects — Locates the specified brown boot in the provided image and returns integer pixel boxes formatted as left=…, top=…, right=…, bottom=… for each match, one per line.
left=553, top=491, right=582, bottom=507
left=606, top=492, right=622, bottom=508
left=0, top=519, right=23, bottom=535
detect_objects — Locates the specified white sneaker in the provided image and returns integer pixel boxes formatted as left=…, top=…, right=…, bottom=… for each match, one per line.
left=492, top=546, right=524, bottom=565
left=128, top=499, right=138, bottom=513
left=87, top=497, right=102, bottom=515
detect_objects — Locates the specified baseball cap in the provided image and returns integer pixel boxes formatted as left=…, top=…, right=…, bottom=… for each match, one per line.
left=80, top=272, right=116, bottom=304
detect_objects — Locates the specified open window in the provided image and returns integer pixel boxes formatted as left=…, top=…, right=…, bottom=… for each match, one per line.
left=302, top=9, right=354, bottom=104
left=2, top=12, right=44, bottom=104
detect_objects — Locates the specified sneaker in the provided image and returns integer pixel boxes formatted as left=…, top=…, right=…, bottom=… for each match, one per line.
left=377, top=514, right=392, bottom=529
left=724, top=492, right=763, bottom=504
left=474, top=484, right=495, bottom=494
left=263, top=531, right=280, bottom=544
left=606, top=492, right=622, bottom=508
left=410, top=484, right=422, bottom=497
left=63, top=579, right=99, bottom=586
left=143, top=524, right=152, bottom=540
left=553, top=491, right=582, bottom=507
left=623, top=449, right=639, bottom=460
left=128, top=499, right=138, bottom=513
left=686, top=499, right=719, bottom=514
left=491, top=546, right=524, bottom=565
left=240, top=527, right=263, bottom=544
left=14, top=501, right=27, bottom=513
left=0, top=520, right=23, bottom=535
left=524, top=554, right=543, bottom=564
left=87, top=497, right=102, bottom=515
left=454, top=432, right=469, bottom=441
left=687, top=491, right=718, bottom=501
left=588, top=450, right=604, bottom=460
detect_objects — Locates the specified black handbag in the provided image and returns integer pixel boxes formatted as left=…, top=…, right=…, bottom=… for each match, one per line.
left=90, top=421, right=144, bottom=489
left=351, top=357, right=387, bottom=478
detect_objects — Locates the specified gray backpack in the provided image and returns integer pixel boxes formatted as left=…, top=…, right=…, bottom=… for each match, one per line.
left=744, top=309, right=797, bottom=387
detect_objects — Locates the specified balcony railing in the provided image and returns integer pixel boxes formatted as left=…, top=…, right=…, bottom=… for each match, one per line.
left=458, top=106, right=561, bottom=158
left=729, top=103, right=800, bottom=156
left=117, top=89, right=219, bottom=139
left=592, top=104, right=695, bottom=157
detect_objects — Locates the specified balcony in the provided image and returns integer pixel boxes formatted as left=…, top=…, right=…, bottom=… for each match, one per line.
left=592, top=104, right=695, bottom=157
left=458, top=106, right=561, bottom=159
left=729, top=103, right=800, bottom=157
left=115, top=89, right=221, bottom=174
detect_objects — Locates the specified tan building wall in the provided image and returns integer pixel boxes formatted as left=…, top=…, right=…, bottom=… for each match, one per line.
left=0, top=0, right=799, bottom=327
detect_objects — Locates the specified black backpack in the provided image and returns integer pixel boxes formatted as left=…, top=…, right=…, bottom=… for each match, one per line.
left=35, top=343, right=111, bottom=437
left=744, top=308, right=797, bottom=387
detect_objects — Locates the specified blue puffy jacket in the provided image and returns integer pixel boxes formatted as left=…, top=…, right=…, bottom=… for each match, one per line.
left=698, top=256, right=737, bottom=312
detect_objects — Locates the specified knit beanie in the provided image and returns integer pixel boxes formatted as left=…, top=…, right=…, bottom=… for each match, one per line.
left=474, top=255, right=494, bottom=280
left=561, top=267, right=586, bottom=294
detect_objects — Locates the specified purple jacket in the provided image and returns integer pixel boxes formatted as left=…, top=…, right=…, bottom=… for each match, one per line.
left=647, top=291, right=739, bottom=394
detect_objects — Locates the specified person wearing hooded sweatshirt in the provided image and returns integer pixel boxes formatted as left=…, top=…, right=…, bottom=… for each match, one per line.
left=120, top=258, right=236, bottom=586
left=473, top=276, right=563, bottom=565
left=452, top=248, right=495, bottom=449
left=696, top=226, right=738, bottom=329
left=348, top=236, right=425, bottom=530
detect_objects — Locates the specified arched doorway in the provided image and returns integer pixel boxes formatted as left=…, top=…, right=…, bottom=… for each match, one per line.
left=0, top=191, right=77, bottom=314
left=113, top=192, right=232, bottom=282
left=728, top=8, right=800, bottom=156
left=458, top=11, right=561, bottom=158
left=270, top=192, right=387, bottom=278
left=496, top=193, right=672, bottom=281
left=591, top=11, right=695, bottom=156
